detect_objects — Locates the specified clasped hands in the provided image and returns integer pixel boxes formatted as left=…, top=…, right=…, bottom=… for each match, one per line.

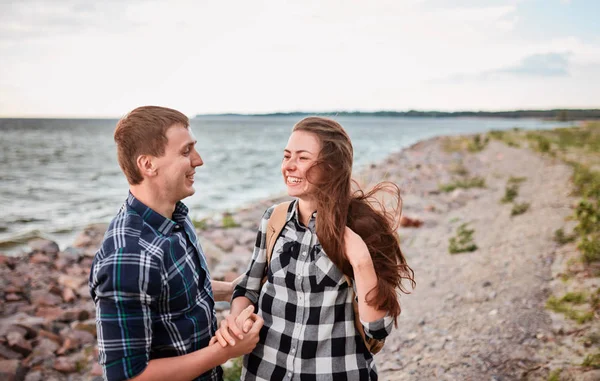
left=209, top=305, right=263, bottom=354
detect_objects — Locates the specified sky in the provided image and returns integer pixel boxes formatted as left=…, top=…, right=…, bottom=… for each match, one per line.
left=0, top=0, right=599, bottom=118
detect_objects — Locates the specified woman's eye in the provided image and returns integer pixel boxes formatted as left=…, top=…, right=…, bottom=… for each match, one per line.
left=300, top=157, right=308, bottom=161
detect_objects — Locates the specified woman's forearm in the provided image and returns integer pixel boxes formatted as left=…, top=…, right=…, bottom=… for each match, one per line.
left=352, top=259, right=386, bottom=322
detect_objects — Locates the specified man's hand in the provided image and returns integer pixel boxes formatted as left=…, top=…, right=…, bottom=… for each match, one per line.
left=210, top=305, right=257, bottom=347
left=210, top=306, right=263, bottom=358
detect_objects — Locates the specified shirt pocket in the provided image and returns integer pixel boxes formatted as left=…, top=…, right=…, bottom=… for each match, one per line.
left=313, top=248, right=347, bottom=289
left=268, top=237, right=298, bottom=283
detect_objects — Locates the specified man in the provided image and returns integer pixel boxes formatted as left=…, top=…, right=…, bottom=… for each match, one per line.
left=89, top=106, right=262, bottom=381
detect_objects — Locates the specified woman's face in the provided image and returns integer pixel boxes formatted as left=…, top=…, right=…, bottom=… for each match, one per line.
left=282, top=130, right=322, bottom=199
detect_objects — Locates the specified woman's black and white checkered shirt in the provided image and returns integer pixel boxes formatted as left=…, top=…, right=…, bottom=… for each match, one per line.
left=232, top=200, right=393, bottom=381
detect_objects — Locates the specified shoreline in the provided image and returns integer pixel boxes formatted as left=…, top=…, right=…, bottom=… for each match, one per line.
left=1, top=124, right=599, bottom=380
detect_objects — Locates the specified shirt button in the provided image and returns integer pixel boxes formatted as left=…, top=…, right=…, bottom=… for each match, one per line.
left=301, top=251, right=307, bottom=256
left=297, top=274, right=302, bottom=279
left=288, top=372, right=292, bottom=378
left=291, top=347, right=296, bottom=353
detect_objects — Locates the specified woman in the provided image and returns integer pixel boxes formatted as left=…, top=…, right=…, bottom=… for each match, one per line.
left=215, top=117, right=414, bottom=380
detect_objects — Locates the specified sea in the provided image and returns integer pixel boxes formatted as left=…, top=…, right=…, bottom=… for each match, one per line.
left=0, top=115, right=572, bottom=253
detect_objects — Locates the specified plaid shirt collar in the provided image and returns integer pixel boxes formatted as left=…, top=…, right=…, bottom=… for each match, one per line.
left=126, top=192, right=189, bottom=237
left=288, top=199, right=317, bottom=227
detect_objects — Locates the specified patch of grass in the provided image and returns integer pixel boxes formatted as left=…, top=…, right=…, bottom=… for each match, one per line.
left=554, top=228, right=577, bottom=245
left=546, top=293, right=595, bottom=324
left=449, top=223, right=478, bottom=254
left=547, top=368, right=562, bottom=381
left=582, top=352, right=600, bottom=369
left=192, top=218, right=209, bottom=230
left=501, top=183, right=519, bottom=203
left=572, top=164, right=600, bottom=200
left=441, top=137, right=467, bottom=153
left=449, top=161, right=469, bottom=176
left=508, top=176, right=527, bottom=184
left=579, top=234, right=600, bottom=264
left=439, top=177, right=486, bottom=192
left=467, top=135, right=489, bottom=152
left=441, top=135, right=488, bottom=153
left=561, top=291, right=587, bottom=304
left=527, top=133, right=552, bottom=153
left=488, top=130, right=522, bottom=148
left=222, top=213, right=240, bottom=229
left=511, top=202, right=530, bottom=216
left=488, top=130, right=505, bottom=140
left=223, top=357, right=243, bottom=381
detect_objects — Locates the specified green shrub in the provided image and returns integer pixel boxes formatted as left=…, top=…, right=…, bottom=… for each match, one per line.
left=579, top=234, right=600, bottom=264
left=223, top=357, right=243, bottom=381
left=582, top=352, right=600, bottom=369
left=561, top=292, right=587, bottom=304
left=511, top=202, right=530, bottom=216
left=467, top=135, right=489, bottom=152
left=554, top=228, right=576, bottom=245
left=440, top=177, right=486, bottom=192
left=222, top=213, right=240, bottom=229
left=546, top=294, right=595, bottom=324
left=547, top=368, right=562, bottom=381
left=501, top=184, right=519, bottom=203
left=508, top=176, right=527, bottom=184
left=449, top=223, right=478, bottom=254
left=193, top=218, right=209, bottom=230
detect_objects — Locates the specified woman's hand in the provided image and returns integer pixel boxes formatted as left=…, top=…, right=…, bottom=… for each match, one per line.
left=209, top=305, right=256, bottom=347
left=344, top=226, right=373, bottom=268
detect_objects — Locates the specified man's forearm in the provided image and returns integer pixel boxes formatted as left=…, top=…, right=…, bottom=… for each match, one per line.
left=130, top=344, right=228, bottom=381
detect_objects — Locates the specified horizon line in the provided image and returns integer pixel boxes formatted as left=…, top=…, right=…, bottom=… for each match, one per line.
left=1, top=107, right=599, bottom=120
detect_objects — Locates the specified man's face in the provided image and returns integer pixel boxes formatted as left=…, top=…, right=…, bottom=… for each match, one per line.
left=153, top=124, right=203, bottom=203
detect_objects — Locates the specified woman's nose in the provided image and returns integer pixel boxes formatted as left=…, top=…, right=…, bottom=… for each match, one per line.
left=283, top=158, right=296, bottom=171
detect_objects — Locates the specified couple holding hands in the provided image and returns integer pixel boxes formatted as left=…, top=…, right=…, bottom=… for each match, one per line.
left=89, top=106, right=415, bottom=381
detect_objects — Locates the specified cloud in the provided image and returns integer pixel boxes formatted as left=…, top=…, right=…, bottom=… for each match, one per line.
left=496, top=52, right=570, bottom=76
left=433, top=52, right=571, bottom=83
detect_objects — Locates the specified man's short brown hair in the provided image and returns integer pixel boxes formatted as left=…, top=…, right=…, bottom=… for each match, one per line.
left=114, top=106, right=189, bottom=184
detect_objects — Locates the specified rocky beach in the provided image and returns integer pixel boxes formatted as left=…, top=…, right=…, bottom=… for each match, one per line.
left=1, top=123, right=598, bottom=381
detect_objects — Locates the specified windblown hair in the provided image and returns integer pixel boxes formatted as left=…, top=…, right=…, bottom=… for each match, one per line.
left=293, top=117, right=415, bottom=324
left=114, top=106, right=189, bottom=185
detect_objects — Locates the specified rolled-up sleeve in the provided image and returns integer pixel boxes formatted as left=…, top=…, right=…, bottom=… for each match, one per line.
left=91, top=248, right=162, bottom=381
left=232, top=207, right=274, bottom=305
left=360, top=314, right=394, bottom=340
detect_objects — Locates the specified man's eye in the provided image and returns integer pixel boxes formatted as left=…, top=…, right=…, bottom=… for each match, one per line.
left=300, top=157, right=308, bottom=160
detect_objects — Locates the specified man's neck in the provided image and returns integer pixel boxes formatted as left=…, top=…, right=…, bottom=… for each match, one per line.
left=130, top=184, right=176, bottom=220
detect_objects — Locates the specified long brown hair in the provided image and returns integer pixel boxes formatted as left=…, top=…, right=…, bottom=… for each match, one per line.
left=293, top=116, right=415, bottom=323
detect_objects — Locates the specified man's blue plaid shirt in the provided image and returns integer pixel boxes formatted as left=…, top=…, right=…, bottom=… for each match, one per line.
left=90, top=193, right=222, bottom=381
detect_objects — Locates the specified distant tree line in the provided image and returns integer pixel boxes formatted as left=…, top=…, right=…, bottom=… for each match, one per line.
left=195, top=109, right=600, bottom=120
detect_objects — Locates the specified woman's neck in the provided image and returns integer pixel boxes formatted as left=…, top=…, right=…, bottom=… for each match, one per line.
left=297, top=197, right=317, bottom=227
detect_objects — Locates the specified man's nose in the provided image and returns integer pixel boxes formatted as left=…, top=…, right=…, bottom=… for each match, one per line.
left=192, top=150, right=203, bottom=167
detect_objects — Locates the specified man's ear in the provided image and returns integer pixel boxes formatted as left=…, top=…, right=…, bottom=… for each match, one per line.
left=136, top=155, right=157, bottom=178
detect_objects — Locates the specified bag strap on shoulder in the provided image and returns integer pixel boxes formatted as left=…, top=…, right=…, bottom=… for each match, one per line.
left=261, top=201, right=292, bottom=286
